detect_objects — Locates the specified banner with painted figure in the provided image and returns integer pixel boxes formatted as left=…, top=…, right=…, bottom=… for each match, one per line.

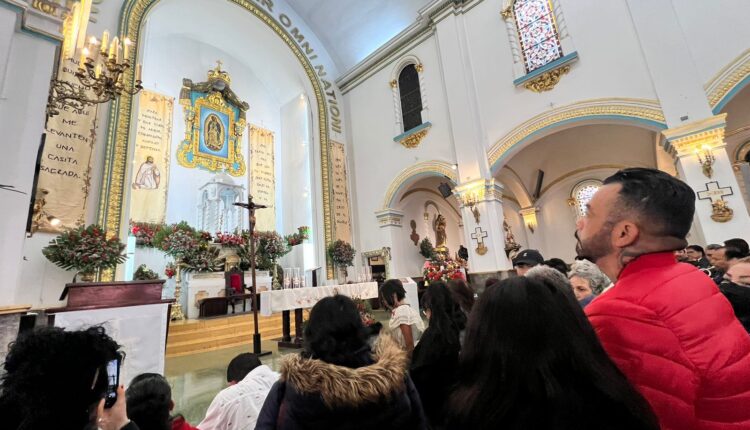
left=36, top=57, right=98, bottom=232
left=130, top=90, right=174, bottom=224
left=331, top=140, right=352, bottom=243
left=249, top=125, right=276, bottom=231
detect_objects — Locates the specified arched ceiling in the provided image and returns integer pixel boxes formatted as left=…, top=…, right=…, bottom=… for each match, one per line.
left=285, top=0, right=434, bottom=73
left=144, top=0, right=311, bottom=104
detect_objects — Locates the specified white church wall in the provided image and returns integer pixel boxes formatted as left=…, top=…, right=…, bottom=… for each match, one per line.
left=345, top=35, right=456, bottom=254
left=451, top=0, right=658, bottom=151
left=671, top=0, right=750, bottom=86
left=394, top=190, right=464, bottom=277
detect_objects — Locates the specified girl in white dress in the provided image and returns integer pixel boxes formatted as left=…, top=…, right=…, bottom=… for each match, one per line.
left=380, top=279, right=425, bottom=355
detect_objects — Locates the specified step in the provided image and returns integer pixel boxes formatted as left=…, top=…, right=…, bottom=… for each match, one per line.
left=168, top=321, right=290, bottom=344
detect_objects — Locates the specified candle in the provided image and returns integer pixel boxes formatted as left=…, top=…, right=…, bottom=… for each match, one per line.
left=78, top=48, right=89, bottom=70
left=101, top=31, right=109, bottom=54
left=136, top=63, right=142, bottom=81
left=123, top=38, right=131, bottom=62
left=109, top=36, right=119, bottom=60
left=95, top=63, right=102, bottom=79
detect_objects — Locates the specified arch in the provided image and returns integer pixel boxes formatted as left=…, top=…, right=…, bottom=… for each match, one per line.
left=487, top=98, right=667, bottom=174
left=390, top=54, right=428, bottom=133
left=706, top=48, right=750, bottom=113
left=734, top=139, right=750, bottom=163
left=98, top=0, right=336, bottom=279
left=381, top=161, right=458, bottom=210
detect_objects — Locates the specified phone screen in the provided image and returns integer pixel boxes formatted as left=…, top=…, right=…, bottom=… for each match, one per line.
left=104, top=357, right=120, bottom=408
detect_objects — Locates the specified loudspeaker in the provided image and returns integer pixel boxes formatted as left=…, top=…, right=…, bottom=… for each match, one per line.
left=532, top=169, right=545, bottom=200
left=438, top=182, right=453, bottom=198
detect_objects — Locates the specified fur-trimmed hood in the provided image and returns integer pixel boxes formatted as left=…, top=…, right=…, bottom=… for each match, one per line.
left=279, top=333, right=407, bottom=408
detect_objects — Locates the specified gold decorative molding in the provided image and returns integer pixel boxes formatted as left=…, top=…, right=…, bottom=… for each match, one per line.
left=500, top=6, right=512, bottom=20
left=705, top=48, right=750, bottom=109
left=389, top=79, right=398, bottom=89
left=398, top=127, right=430, bottom=148
left=661, top=114, right=727, bottom=157
left=711, top=200, right=734, bottom=222
left=100, top=0, right=334, bottom=280
left=523, top=65, right=570, bottom=93
left=487, top=98, right=666, bottom=169
left=454, top=178, right=504, bottom=205
left=415, top=63, right=424, bottom=73
left=382, top=160, right=458, bottom=210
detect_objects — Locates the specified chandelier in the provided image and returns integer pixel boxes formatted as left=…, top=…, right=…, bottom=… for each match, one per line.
left=46, top=0, right=143, bottom=117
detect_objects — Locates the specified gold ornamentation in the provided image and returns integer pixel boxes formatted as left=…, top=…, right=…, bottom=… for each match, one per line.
left=519, top=207, right=538, bottom=233
left=523, top=65, right=569, bottom=93
left=705, top=48, right=750, bottom=108
left=711, top=200, right=734, bottom=222
left=390, top=79, right=398, bottom=88
left=208, top=60, right=231, bottom=85
left=488, top=98, right=667, bottom=168
left=382, top=161, right=458, bottom=210
left=31, top=0, right=61, bottom=16
left=99, top=0, right=335, bottom=280
left=398, top=127, right=430, bottom=148
left=500, top=6, right=512, bottom=20
left=661, top=114, right=727, bottom=157
left=415, top=63, right=424, bottom=73
left=476, top=243, right=488, bottom=255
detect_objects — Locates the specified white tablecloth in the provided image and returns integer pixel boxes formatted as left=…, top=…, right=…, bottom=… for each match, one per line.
left=260, top=282, right=378, bottom=316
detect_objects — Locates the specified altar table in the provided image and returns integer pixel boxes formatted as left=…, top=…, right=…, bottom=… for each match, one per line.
left=260, top=282, right=378, bottom=317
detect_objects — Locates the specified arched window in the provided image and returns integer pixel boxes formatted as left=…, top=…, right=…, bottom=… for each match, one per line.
left=571, top=180, right=602, bottom=218
left=512, top=0, right=563, bottom=73
left=398, top=64, right=423, bottom=132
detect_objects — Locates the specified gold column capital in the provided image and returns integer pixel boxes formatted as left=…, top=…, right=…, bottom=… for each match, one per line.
left=661, top=114, right=728, bottom=157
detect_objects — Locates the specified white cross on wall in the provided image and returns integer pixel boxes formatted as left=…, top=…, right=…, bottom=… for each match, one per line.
left=471, top=226, right=488, bottom=245
left=697, top=181, right=733, bottom=204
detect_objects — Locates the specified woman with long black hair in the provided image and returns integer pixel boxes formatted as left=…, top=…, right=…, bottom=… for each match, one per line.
left=256, top=295, right=427, bottom=430
left=445, top=277, right=659, bottom=430
left=410, top=281, right=466, bottom=429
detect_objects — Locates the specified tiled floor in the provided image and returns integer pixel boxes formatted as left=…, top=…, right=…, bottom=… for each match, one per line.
left=166, top=309, right=393, bottom=424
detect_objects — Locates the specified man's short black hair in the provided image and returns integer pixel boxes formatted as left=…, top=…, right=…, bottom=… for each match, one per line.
left=724, top=238, right=749, bottom=257
left=226, top=353, right=261, bottom=383
left=603, top=168, right=695, bottom=240
left=724, top=246, right=746, bottom=261
left=544, top=258, right=569, bottom=275
left=686, top=245, right=705, bottom=257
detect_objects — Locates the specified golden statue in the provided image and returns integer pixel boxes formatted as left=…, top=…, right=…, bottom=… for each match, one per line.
left=711, top=200, right=734, bottom=222
left=434, top=213, right=448, bottom=253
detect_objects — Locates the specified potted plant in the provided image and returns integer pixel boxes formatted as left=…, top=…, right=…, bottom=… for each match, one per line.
left=42, top=224, right=126, bottom=282
left=419, top=237, right=435, bottom=260
left=256, top=231, right=291, bottom=290
left=133, top=264, right=159, bottom=280
left=328, top=240, right=356, bottom=283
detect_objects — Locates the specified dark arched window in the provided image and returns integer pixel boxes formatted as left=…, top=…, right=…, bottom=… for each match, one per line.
left=398, top=64, right=423, bottom=132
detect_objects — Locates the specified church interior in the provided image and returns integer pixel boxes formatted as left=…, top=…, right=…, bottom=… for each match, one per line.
left=2, top=0, right=750, bottom=427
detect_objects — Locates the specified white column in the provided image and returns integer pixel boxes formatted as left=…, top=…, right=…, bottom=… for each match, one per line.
left=454, top=179, right=512, bottom=273
left=627, top=0, right=750, bottom=244
left=0, top=3, right=62, bottom=306
left=374, top=209, right=406, bottom=277
left=662, top=115, right=750, bottom=244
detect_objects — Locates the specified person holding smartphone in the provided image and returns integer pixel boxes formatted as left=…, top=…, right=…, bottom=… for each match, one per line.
left=0, top=326, right=139, bottom=430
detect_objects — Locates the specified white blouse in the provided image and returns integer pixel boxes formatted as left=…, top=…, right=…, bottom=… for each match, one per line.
left=388, top=303, right=425, bottom=348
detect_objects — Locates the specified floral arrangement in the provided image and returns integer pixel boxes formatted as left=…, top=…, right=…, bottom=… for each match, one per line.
left=42, top=224, right=127, bottom=276
left=352, top=297, right=377, bottom=327
left=129, top=221, right=164, bottom=247
left=164, top=262, right=176, bottom=279
left=160, top=229, right=198, bottom=258
left=152, top=222, right=195, bottom=251
left=214, top=232, right=245, bottom=247
left=257, top=231, right=291, bottom=261
left=423, top=258, right=465, bottom=284
left=285, top=226, right=310, bottom=247
left=328, top=240, right=356, bottom=269
left=182, top=243, right=221, bottom=272
left=133, top=264, right=159, bottom=280
left=419, top=237, right=435, bottom=260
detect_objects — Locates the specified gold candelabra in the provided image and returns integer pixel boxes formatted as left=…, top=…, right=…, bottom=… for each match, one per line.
left=47, top=31, right=143, bottom=117
left=695, top=145, right=716, bottom=178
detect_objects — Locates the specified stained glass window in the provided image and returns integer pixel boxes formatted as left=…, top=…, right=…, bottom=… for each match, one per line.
left=573, top=181, right=602, bottom=218
left=398, top=64, right=423, bottom=132
left=513, top=0, right=563, bottom=73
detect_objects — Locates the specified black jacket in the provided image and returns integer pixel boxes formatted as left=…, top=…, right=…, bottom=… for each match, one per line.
left=256, top=334, right=427, bottom=430
left=719, top=282, right=750, bottom=333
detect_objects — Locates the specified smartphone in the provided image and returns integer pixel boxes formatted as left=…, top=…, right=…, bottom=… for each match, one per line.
left=104, top=356, right=121, bottom=408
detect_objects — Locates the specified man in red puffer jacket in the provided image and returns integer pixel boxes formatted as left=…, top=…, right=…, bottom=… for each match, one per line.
left=577, top=168, right=750, bottom=430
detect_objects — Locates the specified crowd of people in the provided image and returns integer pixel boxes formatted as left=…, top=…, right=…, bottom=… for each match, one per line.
left=2, top=167, right=750, bottom=430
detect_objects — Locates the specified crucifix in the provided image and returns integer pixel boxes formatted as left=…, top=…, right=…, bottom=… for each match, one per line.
left=697, top=181, right=735, bottom=222
left=215, top=59, right=223, bottom=70
left=233, top=194, right=271, bottom=356
left=471, top=226, right=489, bottom=256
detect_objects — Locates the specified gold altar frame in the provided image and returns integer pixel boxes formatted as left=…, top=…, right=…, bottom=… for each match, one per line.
left=99, top=0, right=335, bottom=279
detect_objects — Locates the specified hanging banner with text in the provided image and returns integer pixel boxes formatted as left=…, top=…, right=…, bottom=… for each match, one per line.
left=331, top=140, right=352, bottom=243
left=130, top=90, right=174, bottom=224
left=38, top=57, right=98, bottom=232
left=249, top=125, right=276, bottom=231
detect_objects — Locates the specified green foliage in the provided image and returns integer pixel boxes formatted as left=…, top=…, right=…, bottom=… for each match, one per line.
left=152, top=221, right=195, bottom=251
left=133, top=264, right=159, bottom=280
left=42, top=224, right=126, bottom=273
left=182, top=243, right=222, bottom=272
left=328, top=240, right=356, bottom=268
left=419, top=237, right=435, bottom=259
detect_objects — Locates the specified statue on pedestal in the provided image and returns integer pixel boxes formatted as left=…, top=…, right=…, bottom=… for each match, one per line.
left=434, top=213, right=449, bottom=257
